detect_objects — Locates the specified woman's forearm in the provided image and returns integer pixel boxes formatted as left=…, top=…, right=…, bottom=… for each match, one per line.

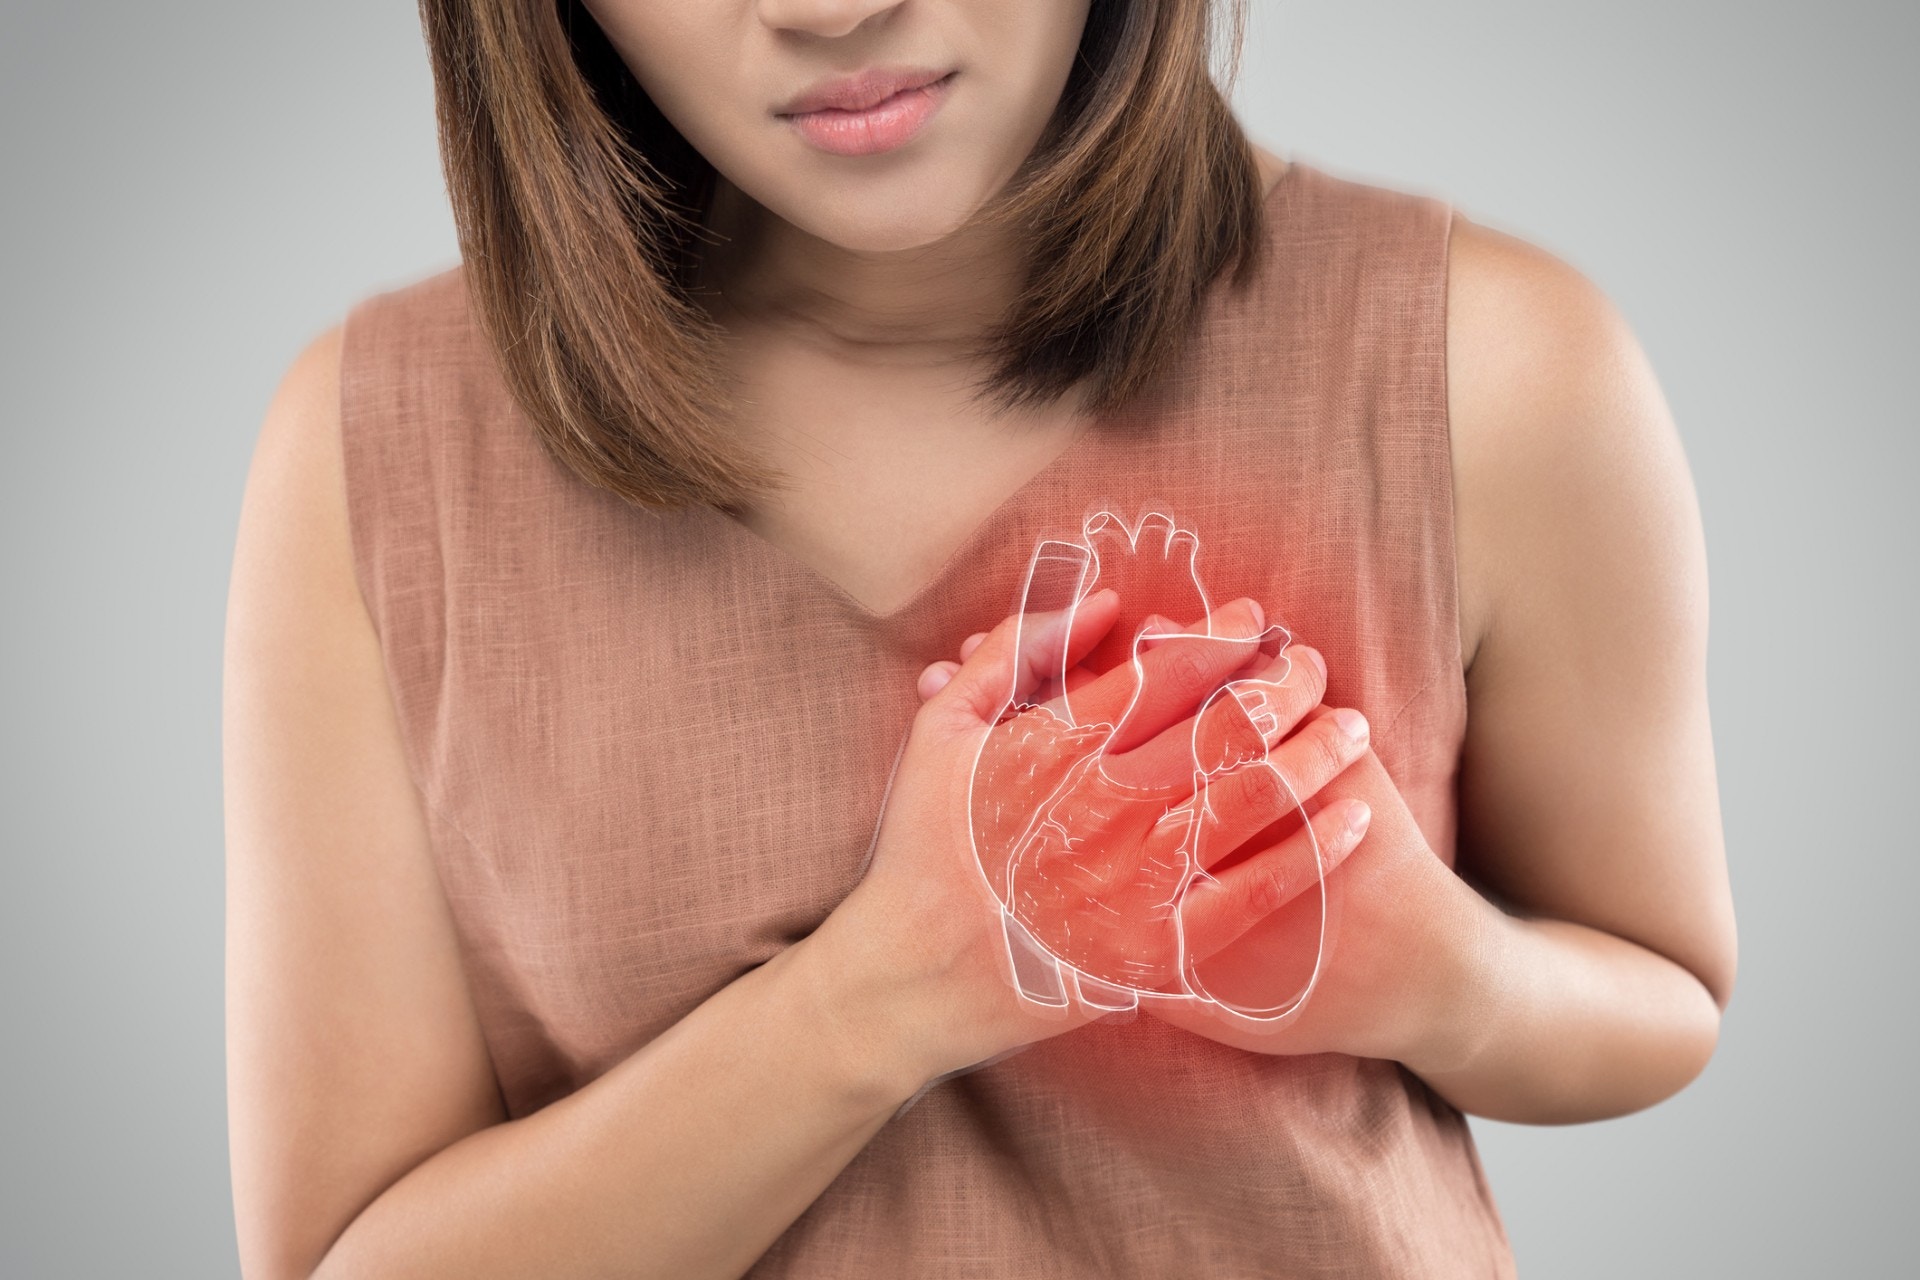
left=1405, top=899, right=1725, bottom=1125
left=309, top=930, right=923, bottom=1280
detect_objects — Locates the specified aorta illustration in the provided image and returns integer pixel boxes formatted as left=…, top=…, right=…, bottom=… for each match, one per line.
left=967, top=510, right=1330, bottom=1023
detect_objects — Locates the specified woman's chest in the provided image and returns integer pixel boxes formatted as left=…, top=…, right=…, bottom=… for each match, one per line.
left=718, top=344, right=1097, bottom=617
left=420, top=389, right=1468, bottom=1074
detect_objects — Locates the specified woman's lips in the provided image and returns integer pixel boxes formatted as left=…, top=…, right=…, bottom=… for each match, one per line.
left=780, top=71, right=957, bottom=158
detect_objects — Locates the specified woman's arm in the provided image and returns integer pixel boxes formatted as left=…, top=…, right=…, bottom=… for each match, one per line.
left=224, top=328, right=922, bottom=1280
left=1408, top=215, right=1738, bottom=1123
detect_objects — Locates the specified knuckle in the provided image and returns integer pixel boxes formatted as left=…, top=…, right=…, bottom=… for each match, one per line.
left=1247, top=862, right=1292, bottom=917
left=1230, top=683, right=1272, bottom=720
left=1301, top=720, right=1349, bottom=782
left=1264, top=754, right=1303, bottom=805
left=1235, top=762, right=1286, bottom=814
left=1225, top=683, right=1282, bottom=745
left=1163, top=644, right=1210, bottom=694
left=1264, top=661, right=1320, bottom=723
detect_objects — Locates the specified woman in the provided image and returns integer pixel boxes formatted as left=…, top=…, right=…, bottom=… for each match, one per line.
left=224, top=1, right=1736, bottom=1276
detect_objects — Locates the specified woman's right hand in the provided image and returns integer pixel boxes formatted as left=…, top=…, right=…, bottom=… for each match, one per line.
left=804, top=589, right=1372, bottom=1091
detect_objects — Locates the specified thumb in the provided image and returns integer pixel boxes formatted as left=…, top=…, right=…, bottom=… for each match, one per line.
left=928, top=588, right=1120, bottom=727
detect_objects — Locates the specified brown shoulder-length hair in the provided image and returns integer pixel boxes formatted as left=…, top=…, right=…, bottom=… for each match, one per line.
left=417, top=0, right=1265, bottom=513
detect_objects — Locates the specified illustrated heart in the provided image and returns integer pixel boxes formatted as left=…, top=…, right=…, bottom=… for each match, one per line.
left=968, top=510, right=1329, bottom=1021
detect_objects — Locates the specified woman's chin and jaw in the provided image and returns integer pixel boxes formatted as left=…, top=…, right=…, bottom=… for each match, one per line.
left=714, top=125, right=1016, bottom=256
left=694, top=133, right=1036, bottom=350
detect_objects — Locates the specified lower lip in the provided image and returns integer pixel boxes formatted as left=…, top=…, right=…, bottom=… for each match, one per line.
left=781, top=72, right=956, bottom=158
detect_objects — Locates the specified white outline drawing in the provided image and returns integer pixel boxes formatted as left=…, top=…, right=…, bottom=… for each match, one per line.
left=965, top=509, right=1330, bottom=1025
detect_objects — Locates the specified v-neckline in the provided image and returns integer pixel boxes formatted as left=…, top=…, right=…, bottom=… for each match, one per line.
left=693, top=161, right=1299, bottom=628
left=695, top=403, right=1110, bottom=626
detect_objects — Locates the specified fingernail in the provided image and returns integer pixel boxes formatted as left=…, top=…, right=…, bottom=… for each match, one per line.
left=1347, top=800, right=1372, bottom=836
left=1304, top=647, right=1327, bottom=680
left=1334, top=707, right=1368, bottom=742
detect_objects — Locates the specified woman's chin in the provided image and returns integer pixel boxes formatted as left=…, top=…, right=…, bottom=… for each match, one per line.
left=754, top=166, right=988, bottom=253
left=787, top=203, right=978, bottom=255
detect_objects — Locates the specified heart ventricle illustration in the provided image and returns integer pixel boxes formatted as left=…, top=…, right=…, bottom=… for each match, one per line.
left=967, top=511, right=1328, bottom=1021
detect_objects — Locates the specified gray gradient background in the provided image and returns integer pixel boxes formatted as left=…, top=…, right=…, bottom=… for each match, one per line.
left=2, top=1, right=1913, bottom=1275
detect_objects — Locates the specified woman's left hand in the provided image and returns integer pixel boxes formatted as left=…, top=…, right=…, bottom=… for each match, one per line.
left=1149, top=728, right=1497, bottom=1074
left=917, top=641, right=1499, bottom=1077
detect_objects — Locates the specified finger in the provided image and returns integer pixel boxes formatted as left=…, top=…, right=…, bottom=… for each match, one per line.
left=959, top=632, right=989, bottom=661
left=1053, top=597, right=1269, bottom=743
left=929, top=588, right=1120, bottom=726
left=1102, top=602, right=1278, bottom=754
left=1040, top=608, right=1242, bottom=720
left=1024, top=661, right=1100, bottom=711
left=1098, top=646, right=1328, bottom=790
left=1186, top=705, right=1368, bottom=867
left=917, top=660, right=961, bottom=701
left=1180, top=797, right=1371, bottom=964
left=1133, top=614, right=1178, bottom=651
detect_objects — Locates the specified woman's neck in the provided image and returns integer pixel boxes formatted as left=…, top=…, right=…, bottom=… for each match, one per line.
left=690, top=174, right=1025, bottom=366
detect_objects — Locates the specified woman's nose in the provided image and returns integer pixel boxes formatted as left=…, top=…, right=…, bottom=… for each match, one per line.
left=756, top=0, right=903, bottom=40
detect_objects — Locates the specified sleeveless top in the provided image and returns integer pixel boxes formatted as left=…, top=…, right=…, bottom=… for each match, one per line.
left=340, top=159, right=1518, bottom=1278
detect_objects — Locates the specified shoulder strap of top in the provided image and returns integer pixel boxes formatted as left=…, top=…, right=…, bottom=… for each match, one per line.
left=338, top=266, right=490, bottom=793
left=1266, top=159, right=1460, bottom=719
left=1265, top=159, right=1465, bottom=851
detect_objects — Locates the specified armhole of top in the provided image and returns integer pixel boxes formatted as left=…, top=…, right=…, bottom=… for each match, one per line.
left=1381, top=190, right=1468, bottom=751
left=1434, top=199, right=1467, bottom=694
left=332, top=285, right=448, bottom=827
left=336, top=292, right=384, bottom=645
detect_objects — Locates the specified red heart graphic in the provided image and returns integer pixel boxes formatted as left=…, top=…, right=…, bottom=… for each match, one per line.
left=968, top=511, right=1330, bottom=1021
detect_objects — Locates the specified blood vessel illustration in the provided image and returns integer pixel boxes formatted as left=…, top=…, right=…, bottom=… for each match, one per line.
left=967, top=510, right=1330, bottom=1024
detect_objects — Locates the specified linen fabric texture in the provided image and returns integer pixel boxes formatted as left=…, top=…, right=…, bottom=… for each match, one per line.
left=338, top=160, right=1517, bottom=1277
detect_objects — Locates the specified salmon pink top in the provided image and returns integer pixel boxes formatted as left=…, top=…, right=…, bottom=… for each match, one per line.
left=339, top=159, right=1517, bottom=1277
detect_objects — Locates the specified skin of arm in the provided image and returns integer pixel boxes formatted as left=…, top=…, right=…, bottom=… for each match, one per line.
left=225, top=328, right=926, bottom=1280
left=1405, top=214, right=1737, bottom=1122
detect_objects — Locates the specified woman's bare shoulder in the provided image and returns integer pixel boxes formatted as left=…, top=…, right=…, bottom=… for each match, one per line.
left=1443, top=215, right=1690, bottom=674
left=242, top=323, right=357, bottom=611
